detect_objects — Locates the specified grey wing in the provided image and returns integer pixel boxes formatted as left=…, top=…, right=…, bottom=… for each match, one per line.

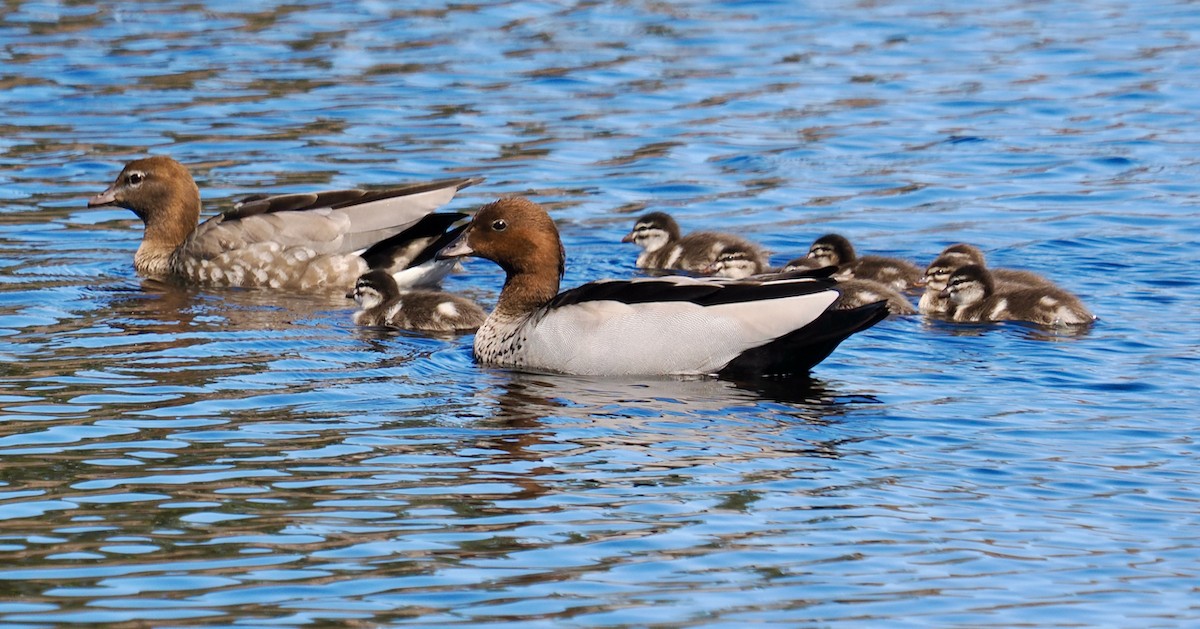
left=180, top=210, right=354, bottom=261
left=181, top=177, right=482, bottom=261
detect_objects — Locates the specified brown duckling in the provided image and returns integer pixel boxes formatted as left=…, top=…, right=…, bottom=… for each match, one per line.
left=622, top=211, right=768, bottom=274
left=351, top=270, right=485, bottom=333
left=941, top=264, right=1095, bottom=326
left=783, top=255, right=915, bottom=315
left=919, top=243, right=1056, bottom=315
left=806, top=233, right=922, bottom=291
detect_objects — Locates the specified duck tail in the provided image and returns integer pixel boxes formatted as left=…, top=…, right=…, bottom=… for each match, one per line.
left=360, top=213, right=470, bottom=287
left=718, top=300, right=889, bottom=379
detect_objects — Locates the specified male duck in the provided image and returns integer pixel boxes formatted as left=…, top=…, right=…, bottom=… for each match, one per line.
left=941, top=264, right=1095, bottom=326
left=919, top=243, right=1056, bottom=315
left=438, top=197, right=888, bottom=378
left=89, top=156, right=482, bottom=291
left=621, top=211, right=769, bottom=274
left=351, top=270, right=486, bottom=333
left=803, top=233, right=922, bottom=291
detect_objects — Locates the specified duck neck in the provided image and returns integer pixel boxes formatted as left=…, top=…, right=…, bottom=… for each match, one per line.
left=135, top=192, right=200, bottom=277
left=495, top=267, right=561, bottom=319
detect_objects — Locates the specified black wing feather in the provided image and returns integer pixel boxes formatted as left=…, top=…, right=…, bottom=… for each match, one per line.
left=360, top=214, right=469, bottom=270
left=548, top=275, right=839, bottom=310
left=719, top=300, right=889, bottom=379
left=225, top=176, right=484, bottom=220
left=328, top=177, right=482, bottom=209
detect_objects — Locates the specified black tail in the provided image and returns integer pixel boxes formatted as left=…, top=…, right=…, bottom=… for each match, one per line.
left=360, top=212, right=469, bottom=271
left=718, top=300, right=889, bottom=379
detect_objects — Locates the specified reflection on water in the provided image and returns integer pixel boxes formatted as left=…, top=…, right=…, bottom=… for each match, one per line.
left=1, top=0, right=1199, bottom=625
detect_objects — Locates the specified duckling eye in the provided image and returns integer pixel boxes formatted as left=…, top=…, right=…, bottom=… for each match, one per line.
left=491, top=219, right=508, bottom=232
left=127, top=171, right=145, bottom=185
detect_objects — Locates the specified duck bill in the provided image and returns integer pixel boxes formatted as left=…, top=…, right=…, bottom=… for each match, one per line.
left=435, top=231, right=474, bottom=259
left=88, top=184, right=119, bottom=208
left=620, top=232, right=635, bottom=243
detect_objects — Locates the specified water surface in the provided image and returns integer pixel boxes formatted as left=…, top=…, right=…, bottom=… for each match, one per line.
left=1, top=0, right=1199, bottom=626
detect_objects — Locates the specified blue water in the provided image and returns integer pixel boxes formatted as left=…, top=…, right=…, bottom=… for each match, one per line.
left=2, top=0, right=1199, bottom=626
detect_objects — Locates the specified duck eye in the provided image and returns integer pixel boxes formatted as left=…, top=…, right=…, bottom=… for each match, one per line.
left=127, top=171, right=145, bottom=185
left=491, top=219, right=507, bottom=232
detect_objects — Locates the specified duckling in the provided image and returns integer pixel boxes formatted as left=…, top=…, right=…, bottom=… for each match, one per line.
left=835, top=279, right=916, bottom=315
left=806, top=233, right=922, bottom=290
left=781, top=256, right=915, bottom=315
left=941, top=264, right=1095, bottom=326
left=89, top=156, right=482, bottom=292
left=351, top=270, right=485, bottom=333
left=700, top=242, right=770, bottom=279
left=438, top=197, right=887, bottom=378
left=919, top=243, right=1057, bottom=315
left=621, top=211, right=768, bottom=274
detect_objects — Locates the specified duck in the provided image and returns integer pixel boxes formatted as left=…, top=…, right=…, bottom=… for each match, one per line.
left=621, top=211, right=769, bottom=274
left=780, top=255, right=916, bottom=315
left=804, top=233, right=922, bottom=291
left=350, top=270, right=486, bottom=333
left=919, top=243, right=1056, bottom=315
left=941, top=264, right=1095, bottom=326
left=88, top=155, right=482, bottom=291
left=436, top=197, right=888, bottom=378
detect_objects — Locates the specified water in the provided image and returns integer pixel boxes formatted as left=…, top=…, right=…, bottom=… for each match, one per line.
left=2, top=0, right=1199, bottom=625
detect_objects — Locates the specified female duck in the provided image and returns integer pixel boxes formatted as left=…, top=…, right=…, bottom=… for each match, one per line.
left=89, top=156, right=481, bottom=291
left=438, top=197, right=888, bottom=378
left=919, top=243, right=1056, bottom=315
left=941, top=264, right=1095, bottom=326
left=621, top=211, right=769, bottom=274
left=351, top=270, right=485, bottom=333
left=804, top=233, right=922, bottom=290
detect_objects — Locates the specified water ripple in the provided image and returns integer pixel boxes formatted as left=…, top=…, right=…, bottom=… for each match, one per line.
left=0, top=0, right=1197, bottom=625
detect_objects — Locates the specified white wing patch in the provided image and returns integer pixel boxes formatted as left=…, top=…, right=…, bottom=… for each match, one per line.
left=989, top=298, right=1009, bottom=321
left=663, top=246, right=683, bottom=269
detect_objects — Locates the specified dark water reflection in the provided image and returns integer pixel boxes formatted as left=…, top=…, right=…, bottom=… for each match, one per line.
left=2, top=0, right=1199, bottom=625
